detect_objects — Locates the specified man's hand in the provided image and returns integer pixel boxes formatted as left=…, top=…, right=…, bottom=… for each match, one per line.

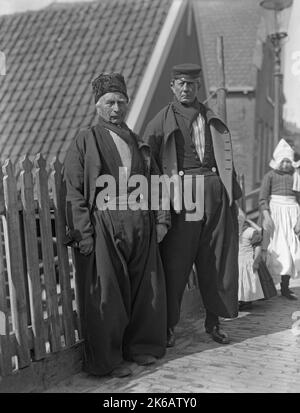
left=156, top=224, right=168, bottom=243
left=294, top=220, right=300, bottom=237
left=78, top=236, right=94, bottom=255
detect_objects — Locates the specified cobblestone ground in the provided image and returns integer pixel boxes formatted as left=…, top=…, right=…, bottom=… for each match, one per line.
left=45, top=280, right=300, bottom=393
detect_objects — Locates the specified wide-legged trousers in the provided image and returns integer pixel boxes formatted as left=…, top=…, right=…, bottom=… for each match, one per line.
left=160, top=174, right=239, bottom=329
left=73, top=208, right=167, bottom=376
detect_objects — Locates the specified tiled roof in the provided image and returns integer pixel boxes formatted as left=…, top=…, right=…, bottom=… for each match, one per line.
left=195, top=0, right=262, bottom=90
left=0, top=0, right=172, bottom=166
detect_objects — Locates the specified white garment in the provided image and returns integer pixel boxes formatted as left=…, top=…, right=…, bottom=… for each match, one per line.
left=269, top=138, right=295, bottom=169
left=108, top=129, right=132, bottom=176
left=269, top=138, right=300, bottom=191
left=191, top=114, right=205, bottom=162
left=238, top=226, right=264, bottom=302
left=266, top=195, right=300, bottom=284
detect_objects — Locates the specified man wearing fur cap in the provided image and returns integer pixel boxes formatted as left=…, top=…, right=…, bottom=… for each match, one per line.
left=63, top=72, right=169, bottom=378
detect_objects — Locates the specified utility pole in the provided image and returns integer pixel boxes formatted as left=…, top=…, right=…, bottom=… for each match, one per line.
left=260, top=0, right=293, bottom=147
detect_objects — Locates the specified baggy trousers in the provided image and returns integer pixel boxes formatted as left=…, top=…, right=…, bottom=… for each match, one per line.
left=73, top=208, right=167, bottom=376
left=160, top=174, right=239, bottom=329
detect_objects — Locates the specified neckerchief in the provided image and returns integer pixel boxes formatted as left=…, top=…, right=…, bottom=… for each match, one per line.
left=171, top=98, right=202, bottom=131
left=92, top=118, right=145, bottom=182
left=97, top=116, right=136, bottom=147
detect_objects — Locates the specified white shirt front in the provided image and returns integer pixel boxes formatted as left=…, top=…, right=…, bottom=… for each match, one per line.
left=107, top=129, right=132, bottom=176
left=191, top=113, right=206, bottom=162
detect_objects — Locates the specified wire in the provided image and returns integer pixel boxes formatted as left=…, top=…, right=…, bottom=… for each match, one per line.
left=202, top=87, right=227, bottom=104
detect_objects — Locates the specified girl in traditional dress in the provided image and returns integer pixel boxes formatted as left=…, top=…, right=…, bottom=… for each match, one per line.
left=259, top=138, right=300, bottom=300
left=238, top=208, right=264, bottom=310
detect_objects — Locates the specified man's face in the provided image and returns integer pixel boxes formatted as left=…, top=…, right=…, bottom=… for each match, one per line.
left=170, top=78, right=200, bottom=105
left=96, top=92, right=128, bottom=125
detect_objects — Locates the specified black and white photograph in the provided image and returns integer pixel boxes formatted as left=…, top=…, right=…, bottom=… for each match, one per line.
left=0, top=0, right=300, bottom=396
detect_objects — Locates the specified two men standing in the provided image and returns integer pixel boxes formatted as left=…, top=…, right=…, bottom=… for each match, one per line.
left=63, top=64, right=241, bottom=378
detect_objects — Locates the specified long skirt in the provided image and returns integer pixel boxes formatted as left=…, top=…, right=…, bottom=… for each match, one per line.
left=266, top=195, right=300, bottom=284
left=73, top=207, right=167, bottom=376
left=238, top=227, right=264, bottom=302
left=238, top=256, right=264, bottom=302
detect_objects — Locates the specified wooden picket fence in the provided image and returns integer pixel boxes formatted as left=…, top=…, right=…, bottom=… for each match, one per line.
left=0, top=154, right=83, bottom=392
left=0, top=159, right=256, bottom=391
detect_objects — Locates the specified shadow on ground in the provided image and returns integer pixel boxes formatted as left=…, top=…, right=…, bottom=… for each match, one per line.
left=44, top=285, right=300, bottom=392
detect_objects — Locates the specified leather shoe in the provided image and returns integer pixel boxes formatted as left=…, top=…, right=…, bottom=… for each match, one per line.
left=167, top=327, right=175, bottom=347
left=206, top=325, right=230, bottom=344
left=131, top=354, right=157, bottom=366
left=281, top=290, right=298, bottom=300
left=239, top=301, right=253, bottom=311
left=110, top=365, right=132, bottom=378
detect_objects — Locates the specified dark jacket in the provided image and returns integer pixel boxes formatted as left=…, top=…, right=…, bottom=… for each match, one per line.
left=143, top=103, right=242, bottom=206
left=63, top=123, right=170, bottom=244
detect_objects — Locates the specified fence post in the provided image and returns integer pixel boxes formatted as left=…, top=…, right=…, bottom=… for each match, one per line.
left=20, top=155, right=46, bottom=360
left=34, top=154, right=61, bottom=352
left=2, top=159, right=31, bottom=368
left=0, top=166, right=12, bottom=376
left=50, top=157, right=75, bottom=347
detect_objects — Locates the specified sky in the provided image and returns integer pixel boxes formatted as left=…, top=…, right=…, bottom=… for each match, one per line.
left=0, top=0, right=299, bottom=128
left=0, top=0, right=92, bottom=15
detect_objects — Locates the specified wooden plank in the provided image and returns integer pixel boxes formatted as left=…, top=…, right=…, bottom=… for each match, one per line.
left=70, top=249, right=83, bottom=340
left=50, top=158, right=75, bottom=347
left=0, top=341, right=83, bottom=393
left=0, top=216, right=12, bottom=375
left=20, top=156, right=46, bottom=360
left=1, top=198, right=57, bottom=216
left=7, top=309, right=79, bottom=360
left=34, top=154, right=61, bottom=352
left=0, top=166, right=12, bottom=376
left=2, top=159, right=31, bottom=368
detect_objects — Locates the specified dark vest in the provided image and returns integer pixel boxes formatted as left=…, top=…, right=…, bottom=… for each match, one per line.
left=174, top=111, right=218, bottom=172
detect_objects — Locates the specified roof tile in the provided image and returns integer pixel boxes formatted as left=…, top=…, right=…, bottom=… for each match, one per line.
left=195, top=0, right=261, bottom=90
left=0, top=0, right=172, bottom=165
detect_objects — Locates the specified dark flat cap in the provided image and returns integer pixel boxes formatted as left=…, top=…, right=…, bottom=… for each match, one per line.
left=171, top=63, right=201, bottom=81
left=92, top=72, right=128, bottom=103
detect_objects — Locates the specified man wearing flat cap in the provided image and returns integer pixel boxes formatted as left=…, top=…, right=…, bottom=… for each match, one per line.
left=143, top=63, right=242, bottom=347
left=63, top=72, right=170, bottom=378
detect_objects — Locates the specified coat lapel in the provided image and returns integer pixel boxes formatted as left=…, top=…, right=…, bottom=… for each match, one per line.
left=162, top=106, right=182, bottom=212
left=209, top=116, right=233, bottom=205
